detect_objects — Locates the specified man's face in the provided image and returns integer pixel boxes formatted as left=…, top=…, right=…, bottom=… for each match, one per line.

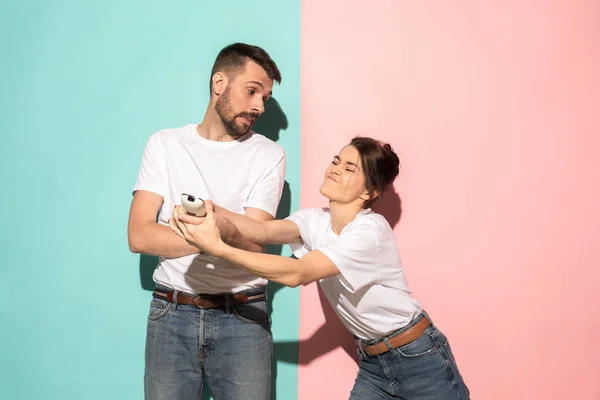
left=215, top=61, right=274, bottom=138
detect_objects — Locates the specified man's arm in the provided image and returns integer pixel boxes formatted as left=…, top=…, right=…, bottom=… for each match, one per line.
left=128, top=190, right=200, bottom=258
left=217, top=207, right=269, bottom=253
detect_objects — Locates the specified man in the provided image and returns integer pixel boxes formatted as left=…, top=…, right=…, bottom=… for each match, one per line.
left=128, top=43, right=285, bottom=400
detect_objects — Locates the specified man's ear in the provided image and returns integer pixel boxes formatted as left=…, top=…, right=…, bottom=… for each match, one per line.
left=212, top=72, right=227, bottom=96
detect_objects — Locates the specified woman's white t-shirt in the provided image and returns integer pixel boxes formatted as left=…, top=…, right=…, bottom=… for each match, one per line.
left=286, top=207, right=422, bottom=340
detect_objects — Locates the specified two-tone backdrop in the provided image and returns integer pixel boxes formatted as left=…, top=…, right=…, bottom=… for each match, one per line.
left=2, top=1, right=599, bottom=399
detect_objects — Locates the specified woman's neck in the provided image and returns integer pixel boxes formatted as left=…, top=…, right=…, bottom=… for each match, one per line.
left=328, top=200, right=364, bottom=235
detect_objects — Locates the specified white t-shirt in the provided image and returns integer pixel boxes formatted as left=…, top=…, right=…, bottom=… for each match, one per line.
left=134, top=124, right=286, bottom=294
left=286, top=207, right=422, bottom=339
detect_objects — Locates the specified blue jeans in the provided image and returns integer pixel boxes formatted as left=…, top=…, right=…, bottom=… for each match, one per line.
left=144, top=286, right=272, bottom=400
left=351, top=312, right=470, bottom=399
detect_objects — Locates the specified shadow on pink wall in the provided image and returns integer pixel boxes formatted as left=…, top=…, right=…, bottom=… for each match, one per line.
left=275, top=188, right=402, bottom=365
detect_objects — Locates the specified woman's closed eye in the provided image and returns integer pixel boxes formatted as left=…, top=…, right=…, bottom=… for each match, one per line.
left=332, top=159, right=355, bottom=172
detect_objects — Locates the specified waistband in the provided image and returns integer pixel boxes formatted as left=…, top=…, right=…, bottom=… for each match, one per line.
left=152, top=284, right=266, bottom=309
left=356, top=311, right=433, bottom=356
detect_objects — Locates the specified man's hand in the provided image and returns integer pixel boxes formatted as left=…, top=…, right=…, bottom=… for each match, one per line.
left=173, top=200, right=227, bottom=256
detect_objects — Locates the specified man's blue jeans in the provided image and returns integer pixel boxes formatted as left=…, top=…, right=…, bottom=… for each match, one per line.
left=351, top=312, right=470, bottom=399
left=144, top=286, right=272, bottom=400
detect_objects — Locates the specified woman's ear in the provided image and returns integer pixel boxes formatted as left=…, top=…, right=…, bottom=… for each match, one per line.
left=361, top=190, right=380, bottom=203
left=359, top=191, right=370, bottom=202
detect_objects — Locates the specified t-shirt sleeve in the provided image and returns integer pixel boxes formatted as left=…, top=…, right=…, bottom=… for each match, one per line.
left=318, top=225, right=380, bottom=292
left=243, top=149, right=286, bottom=218
left=133, top=133, right=168, bottom=198
left=285, top=208, right=316, bottom=259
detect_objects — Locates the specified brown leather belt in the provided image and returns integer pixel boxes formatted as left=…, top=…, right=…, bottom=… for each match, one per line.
left=152, top=289, right=266, bottom=309
left=361, top=317, right=431, bottom=356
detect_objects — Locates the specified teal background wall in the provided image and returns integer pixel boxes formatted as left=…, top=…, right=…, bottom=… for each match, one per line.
left=0, top=1, right=300, bottom=399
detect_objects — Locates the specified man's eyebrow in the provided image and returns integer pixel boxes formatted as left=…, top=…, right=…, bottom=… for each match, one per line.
left=246, top=80, right=272, bottom=97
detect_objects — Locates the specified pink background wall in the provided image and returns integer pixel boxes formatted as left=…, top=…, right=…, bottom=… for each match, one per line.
left=299, top=1, right=600, bottom=399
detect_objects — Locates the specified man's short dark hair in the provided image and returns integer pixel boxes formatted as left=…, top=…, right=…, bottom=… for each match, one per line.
left=210, top=43, right=282, bottom=92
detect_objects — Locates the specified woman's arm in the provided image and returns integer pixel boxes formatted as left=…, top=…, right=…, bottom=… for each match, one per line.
left=218, top=246, right=340, bottom=287
left=173, top=204, right=301, bottom=245
left=173, top=201, right=339, bottom=287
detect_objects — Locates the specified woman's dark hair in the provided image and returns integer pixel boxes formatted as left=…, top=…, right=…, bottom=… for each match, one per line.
left=350, top=137, right=400, bottom=209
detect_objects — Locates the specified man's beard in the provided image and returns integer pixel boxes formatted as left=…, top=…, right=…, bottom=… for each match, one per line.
left=215, top=87, right=259, bottom=139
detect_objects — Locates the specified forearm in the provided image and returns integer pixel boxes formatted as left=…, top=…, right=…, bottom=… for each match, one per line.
left=221, top=221, right=265, bottom=253
left=214, top=205, right=269, bottom=244
left=219, top=244, right=303, bottom=287
left=129, top=222, right=200, bottom=258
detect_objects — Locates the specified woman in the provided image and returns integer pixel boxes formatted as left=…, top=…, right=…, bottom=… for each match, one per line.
left=170, top=137, right=470, bottom=399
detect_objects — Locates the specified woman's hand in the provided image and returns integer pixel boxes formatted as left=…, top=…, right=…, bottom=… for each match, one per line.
left=172, top=200, right=227, bottom=256
left=169, top=205, right=204, bottom=239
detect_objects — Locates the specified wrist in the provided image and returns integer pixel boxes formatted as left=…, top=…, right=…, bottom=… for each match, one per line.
left=213, top=240, right=229, bottom=258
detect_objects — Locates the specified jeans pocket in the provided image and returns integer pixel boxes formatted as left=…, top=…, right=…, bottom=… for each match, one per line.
left=395, top=329, right=438, bottom=358
left=232, top=301, right=270, bottom=325
left=148, top=298, right=171, bottom=321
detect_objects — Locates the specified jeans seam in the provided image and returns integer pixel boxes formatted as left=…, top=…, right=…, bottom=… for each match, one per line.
left=378, top=356, right=397, bottom=394
left=436, top=337, right=463, bottom=399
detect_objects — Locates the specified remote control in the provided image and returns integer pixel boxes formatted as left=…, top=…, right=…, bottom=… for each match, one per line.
left=181, top=193, right=207, bottom=217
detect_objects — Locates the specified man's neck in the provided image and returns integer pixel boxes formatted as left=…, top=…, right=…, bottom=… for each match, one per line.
left=196, top=108, right=236, bottom=142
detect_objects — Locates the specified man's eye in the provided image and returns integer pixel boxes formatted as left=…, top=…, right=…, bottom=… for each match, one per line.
left=346, top=168, right=355, bottom=172
left=248, top=89, right=256, bottom=95
left=332, top=161, right=339, bottom=165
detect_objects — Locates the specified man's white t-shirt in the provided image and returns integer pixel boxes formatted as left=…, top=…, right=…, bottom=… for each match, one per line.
left=286, top=207, right=422, bottom=340
left=134, top=124, right=286, bottom=294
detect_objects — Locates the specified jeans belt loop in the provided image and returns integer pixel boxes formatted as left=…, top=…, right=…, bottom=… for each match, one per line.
left=383, top=337, right=395, bottom=354
left=225, top=295, right=231, bottom=314
left=356, top=338, right=368, bottom=358
left=173, top=290, right=179, bottom=310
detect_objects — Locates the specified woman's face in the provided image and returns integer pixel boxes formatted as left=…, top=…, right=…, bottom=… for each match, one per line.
left=320, top=145, right=369, bottom=206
